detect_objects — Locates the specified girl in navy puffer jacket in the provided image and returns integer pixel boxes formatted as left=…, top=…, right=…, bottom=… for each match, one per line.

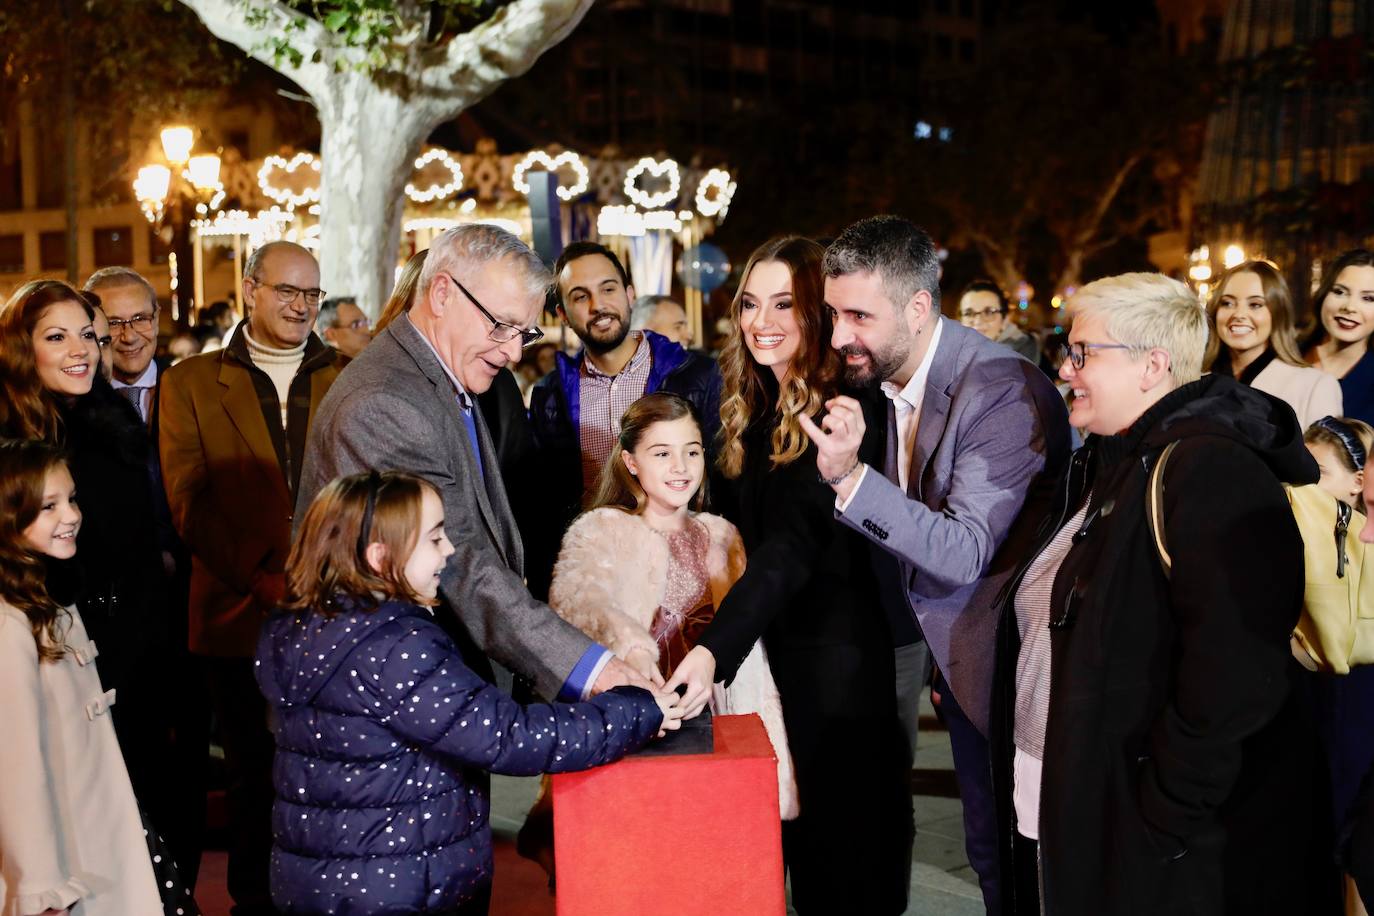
left=256, top=471, right=676, bottom=915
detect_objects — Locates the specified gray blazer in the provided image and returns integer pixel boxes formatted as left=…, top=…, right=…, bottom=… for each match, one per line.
left=840, top=317, right=1070, bottom=736
left=296, top=317, right=596, bottom=700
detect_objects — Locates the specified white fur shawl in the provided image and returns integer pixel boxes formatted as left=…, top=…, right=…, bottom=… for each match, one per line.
left=549, top=508, right=799, bottom=819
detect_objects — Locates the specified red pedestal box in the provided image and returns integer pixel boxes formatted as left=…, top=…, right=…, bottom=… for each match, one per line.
left=551, top=713, right=785, bottom=916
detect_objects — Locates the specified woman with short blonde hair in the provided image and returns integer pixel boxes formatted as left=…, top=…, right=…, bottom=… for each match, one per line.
left=994, top=271, right=1333, bottom=914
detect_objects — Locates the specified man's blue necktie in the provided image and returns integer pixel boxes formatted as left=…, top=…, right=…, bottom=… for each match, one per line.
left=459, top=397, right=486, bottom=481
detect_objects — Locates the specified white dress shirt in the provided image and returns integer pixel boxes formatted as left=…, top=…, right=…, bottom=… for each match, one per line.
left=839, top=318, right=944, bottom=509
left=111, top=360, right=159, bottom=424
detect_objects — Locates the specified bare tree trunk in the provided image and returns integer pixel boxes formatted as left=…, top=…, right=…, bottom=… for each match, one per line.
left=177, top=0, right=594, bottom=314
left=316, top=82, right=427, bottom=314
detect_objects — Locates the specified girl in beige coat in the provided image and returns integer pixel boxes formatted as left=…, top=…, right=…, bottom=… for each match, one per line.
left=0, top=440, right=171, bottom=916
left=548, top=393, right=798, bottom=818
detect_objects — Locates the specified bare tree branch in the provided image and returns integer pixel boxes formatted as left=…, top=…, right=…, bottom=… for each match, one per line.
left=414, top=0, right=592, bottom=119
left=178, top=0, right=332, bottom=101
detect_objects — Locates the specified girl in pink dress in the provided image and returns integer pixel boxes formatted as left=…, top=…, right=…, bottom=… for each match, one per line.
left=549, top=392, right=797, bottom=817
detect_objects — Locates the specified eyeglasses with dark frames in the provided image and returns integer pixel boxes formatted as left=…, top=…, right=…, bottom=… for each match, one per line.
left=107, top=312, right=158, bottom=335
left=251, top=279, right=326, bottom=308
left=442, top=271, right=545, bottom=348
left=1066, top=341, right=1136, bottom=370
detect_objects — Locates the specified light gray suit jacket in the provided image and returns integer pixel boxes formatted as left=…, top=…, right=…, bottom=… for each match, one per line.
left=840, top=317, right=1070, bottom=736
left=296, top=317, right=596, bottom=700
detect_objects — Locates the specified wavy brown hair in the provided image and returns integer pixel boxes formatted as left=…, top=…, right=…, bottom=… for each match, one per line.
left=282, top=471, right=438, bottom=615
left=0, top=280, right=95, bottom=442
left=0, top=439, right=74, bottom=662
left=1206, top=260, right=1304, bottom=369
left=375, top=248, right=429, bottom=334
left=589, top=392, right=708, bottom=515
left=717, top=237, right=840, bottom=479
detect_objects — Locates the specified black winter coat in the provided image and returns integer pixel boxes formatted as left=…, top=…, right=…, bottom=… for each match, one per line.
left=992, top=376, right=1339, bottom=916
left=696, top=392, right=913, bottom=915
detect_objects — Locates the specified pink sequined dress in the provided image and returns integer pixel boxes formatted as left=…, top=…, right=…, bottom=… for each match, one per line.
left=649, top=518, right=716, bottom=677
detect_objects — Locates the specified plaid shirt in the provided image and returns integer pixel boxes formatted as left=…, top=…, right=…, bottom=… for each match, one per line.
left=578, top=333, right=653, bottom=498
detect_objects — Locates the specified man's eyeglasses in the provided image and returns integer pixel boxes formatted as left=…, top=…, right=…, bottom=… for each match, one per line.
left=340, top=316, right=370, bottom=332
left=443, top=272, right=544, bottom=348
left=252, top=279, right=326, bottom=308
left=959, top=307, right=1004, bottom=322
left=1066, top=341, right=1136, bottom=370
left=107, top=312, right=157, bottom=335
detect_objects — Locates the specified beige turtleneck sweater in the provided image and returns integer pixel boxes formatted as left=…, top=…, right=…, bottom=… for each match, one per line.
left=244, top=327, right=306, bottom=428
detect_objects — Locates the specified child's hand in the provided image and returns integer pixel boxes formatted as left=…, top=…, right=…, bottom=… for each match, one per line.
left=664, top=645, right=715, bottom=719
left=653, top=691, right=686, bottom=738
left=624, top=647, right=665, bottom=688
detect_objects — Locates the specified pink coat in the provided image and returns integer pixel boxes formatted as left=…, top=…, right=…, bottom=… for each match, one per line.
left=549, top=507, right=799, bottom=818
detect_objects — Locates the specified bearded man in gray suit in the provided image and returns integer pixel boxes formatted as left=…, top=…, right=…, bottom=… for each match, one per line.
left=802, top=216, right=1071, bottom=914
left=297, top=225, right=651, bottom=702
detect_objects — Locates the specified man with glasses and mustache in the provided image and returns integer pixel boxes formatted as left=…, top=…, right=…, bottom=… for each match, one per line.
left=525, top=241, right=721, bottom=601
left=159, top=240, right=341, bottom=914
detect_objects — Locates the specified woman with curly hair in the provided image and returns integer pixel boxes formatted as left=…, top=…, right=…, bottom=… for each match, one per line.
left=666, top=236, right=913, bottom=914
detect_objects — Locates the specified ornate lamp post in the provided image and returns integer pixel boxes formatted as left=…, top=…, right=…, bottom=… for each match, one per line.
left=133, top=126, right=224, bottom=325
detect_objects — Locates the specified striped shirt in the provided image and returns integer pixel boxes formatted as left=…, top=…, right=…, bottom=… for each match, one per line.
left=578, top=334, right=652, bottom=498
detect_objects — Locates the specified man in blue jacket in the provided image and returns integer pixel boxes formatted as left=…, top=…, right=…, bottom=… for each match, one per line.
left=525, top=241, right=721, bottom=600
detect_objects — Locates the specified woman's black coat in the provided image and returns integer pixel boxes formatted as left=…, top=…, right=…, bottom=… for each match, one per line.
left=991, top=375, right=1339, bottom=915
left=697, top=389, right=913, bottom=915
left=57, top=380, right=175, bottom=816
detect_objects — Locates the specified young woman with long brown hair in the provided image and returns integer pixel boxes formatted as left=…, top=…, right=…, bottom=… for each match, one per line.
left=666, top=236, right=913, bottom=914
left=1207, top=259, right=1342, bottom=427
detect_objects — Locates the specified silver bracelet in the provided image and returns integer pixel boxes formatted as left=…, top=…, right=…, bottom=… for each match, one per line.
left=818, top=459, right=860, bottom=486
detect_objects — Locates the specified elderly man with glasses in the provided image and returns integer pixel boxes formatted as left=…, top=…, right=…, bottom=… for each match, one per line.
left=299, top=229, right=661, bottom=757
left=159, top=240, right=341, bottom=914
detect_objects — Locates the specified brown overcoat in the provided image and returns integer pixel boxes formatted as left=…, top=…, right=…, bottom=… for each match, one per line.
left=158, top=325, right=340, bottom=656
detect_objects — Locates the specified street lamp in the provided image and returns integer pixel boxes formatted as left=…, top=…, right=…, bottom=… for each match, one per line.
left=133, top=125, right=225, bottom=324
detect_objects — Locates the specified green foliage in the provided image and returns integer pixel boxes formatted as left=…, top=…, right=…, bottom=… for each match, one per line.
left=0, top=0, right=242, bottom=119
left=249, top=0, right=499, bottom=73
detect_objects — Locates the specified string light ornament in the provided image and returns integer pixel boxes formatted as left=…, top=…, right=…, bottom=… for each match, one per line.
left=257, top=152, right=321, bottom=210
left=512, top=150, right=589, bottom=201
left=405, top=148, right=464, bottom=203
left=598, top=205, right=686, bottom=237
left=694, top=168, right=736, bottom=219
left=404, top=215, right=524, bottom=237
left=191, top=208, right=291, bottom=248
left=623, top=157, right=681, bottom=210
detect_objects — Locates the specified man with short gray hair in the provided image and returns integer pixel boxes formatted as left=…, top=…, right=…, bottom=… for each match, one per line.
left=315, top=294, right=373, bottom=361
left=631, top=293, right=693, bottom=347
left=299, top=226, right=657, bottom=720
left=84, top=266, right=162, bottom=421
left=804, top=215, right=1071, bottom=913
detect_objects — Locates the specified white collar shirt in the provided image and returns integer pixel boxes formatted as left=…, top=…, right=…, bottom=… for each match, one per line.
left=110, top=359, right=160, bottom=423
left=879, top=317, right=943, bottom=492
